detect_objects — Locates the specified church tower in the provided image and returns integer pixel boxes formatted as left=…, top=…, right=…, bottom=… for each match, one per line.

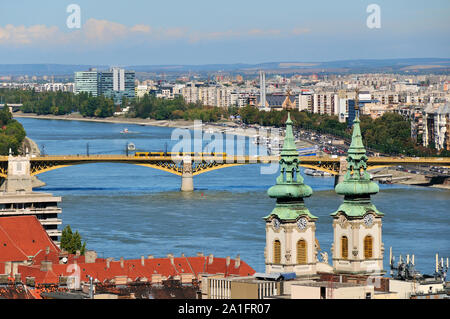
left=331, top=103, right=385, bottom=276
left=264, top=113, right=318, bottom=276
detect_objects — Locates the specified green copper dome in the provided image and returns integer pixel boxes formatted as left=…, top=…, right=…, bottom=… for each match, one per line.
left=265, top=113, right=317, bottom=221
left=332, top=112, right=383, bottom=218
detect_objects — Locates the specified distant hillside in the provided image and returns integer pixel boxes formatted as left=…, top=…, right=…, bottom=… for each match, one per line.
left=0, top=58, right=449, bottom=76
left=0, top=64, right=107, bottom=76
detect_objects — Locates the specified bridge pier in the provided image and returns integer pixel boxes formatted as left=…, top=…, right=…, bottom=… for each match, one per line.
left=181, top=157, right=194, bottom=192
left=334, top=157, right=348, bottom=187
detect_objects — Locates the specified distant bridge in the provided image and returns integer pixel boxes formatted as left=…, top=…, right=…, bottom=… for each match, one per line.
left=0, top=153, right=449, bottom=191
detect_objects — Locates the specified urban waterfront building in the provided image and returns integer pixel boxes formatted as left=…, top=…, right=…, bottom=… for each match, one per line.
left=181, top=84, right=234, bottom=108
left=259, top=70, right=268, bottom=111
left=256, top=93, right=297, bottom=111
left=74, top=69, right=99, bottom=97
left=98, top=67, right=136, bottom=105
left=331, top=107, right=385, bottom=276
left=74, top=67, right=135, bottom=105
left=423, top=103, right=450, bottom=151
left=0, top=192, right=62, bottom=244
left=264, top=113, right=319, bottom=276
left=347, top=91, right=375, bottom=126
left=0, top=155, right=62, bottom=243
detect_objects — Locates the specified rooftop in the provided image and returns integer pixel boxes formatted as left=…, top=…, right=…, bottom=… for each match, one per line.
left=0, top=215, right=60, bottom=262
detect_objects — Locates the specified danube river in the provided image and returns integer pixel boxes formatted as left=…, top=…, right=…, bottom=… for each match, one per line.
left=17, top=117, right=450, bottom=275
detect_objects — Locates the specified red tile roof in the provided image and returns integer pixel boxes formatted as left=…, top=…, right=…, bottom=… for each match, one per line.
left=0, top=216, right=60, bottom=262
left=0, top=216, right=256, bottom=285
left=16, top=256, right=256, bottom=285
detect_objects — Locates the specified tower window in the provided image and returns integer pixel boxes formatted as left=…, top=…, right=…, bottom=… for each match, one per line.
left=273, top=240, right=281, bottom=264
left=341, top=236, right=348, bottom=260
left=297, top=240, right=307, bottom=265
left=364, top=235, right=373, bottom=259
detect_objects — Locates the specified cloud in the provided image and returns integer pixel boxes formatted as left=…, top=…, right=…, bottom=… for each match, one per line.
left=188, top=28, right=288, bottom=43
left=291, top=27, right=310, bottom=35
left=0, top=19, right=311, bottom=47
left=83, top=19, right=129, bottom=43
left=0, top=24, right=60, bottom=45
left=130, top=24, right=152, bottom=33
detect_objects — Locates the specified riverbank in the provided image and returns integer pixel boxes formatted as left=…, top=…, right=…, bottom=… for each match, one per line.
left=14, top=114, right=448, bottom=190
left=13, top=112, right=263, bottom=139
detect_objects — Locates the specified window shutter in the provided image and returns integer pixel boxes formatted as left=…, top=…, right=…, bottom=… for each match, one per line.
left=341, top=236, right=348, bottom=259
left=297, top=240, right=307, bottom=264
left=273, top=240, right=281, bottom=264
left=364, top=235, right=373, bottom=259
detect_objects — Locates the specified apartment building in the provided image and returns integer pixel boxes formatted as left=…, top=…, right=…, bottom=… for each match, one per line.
left=181, top=85, right=234, bottom=107
left=75, top=68, right=135, bottom=105
left=423, top=103, right=450, bottom=151
left=74, top=69, right=99, bottom=97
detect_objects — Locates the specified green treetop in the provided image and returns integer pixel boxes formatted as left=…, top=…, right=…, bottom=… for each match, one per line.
left=60, top=225, right=87, bottom=255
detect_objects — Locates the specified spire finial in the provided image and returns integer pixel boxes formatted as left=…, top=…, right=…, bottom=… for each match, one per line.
left=281, top=112, right=296, bottom=155
left=286, top=111, right=292, bottom=124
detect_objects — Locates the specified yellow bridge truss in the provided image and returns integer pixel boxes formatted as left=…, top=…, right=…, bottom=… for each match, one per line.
left=0, top=155, right=449, bottom=178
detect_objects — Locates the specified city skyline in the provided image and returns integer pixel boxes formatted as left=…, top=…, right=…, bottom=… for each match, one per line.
left=0, top=0, right=449, bottom=65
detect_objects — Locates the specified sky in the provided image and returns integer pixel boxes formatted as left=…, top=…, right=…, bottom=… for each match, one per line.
left=0, top=0, right=449, bottom=65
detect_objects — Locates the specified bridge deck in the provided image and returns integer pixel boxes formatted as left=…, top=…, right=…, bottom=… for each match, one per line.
left=0, top=155, right=448, bottom=178
left=1, top=154, right=449, bottom=164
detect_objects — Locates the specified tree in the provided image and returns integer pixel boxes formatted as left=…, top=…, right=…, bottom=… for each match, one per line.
left=0, top=105, right=26, bottom=155
left=60, top=225, right=86, bottom=255
left=0, top=105, right=12, bottom=125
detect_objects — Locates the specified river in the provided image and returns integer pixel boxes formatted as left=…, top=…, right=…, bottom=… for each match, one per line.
left=16, top=117, right=450, bottom=275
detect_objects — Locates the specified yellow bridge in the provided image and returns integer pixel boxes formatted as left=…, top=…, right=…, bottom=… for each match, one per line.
left=0, top=154, right=449, bottom=177
left=1, top=154, right=449, bottom=191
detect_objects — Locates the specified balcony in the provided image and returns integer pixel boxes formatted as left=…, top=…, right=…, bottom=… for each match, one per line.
left=40, top=218, right=62, bottom=226
left=0, top=208, right=62, bottom=216
left=46, top=229, right=62, bottom=237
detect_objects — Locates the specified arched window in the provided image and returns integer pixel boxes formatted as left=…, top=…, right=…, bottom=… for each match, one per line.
left=297, top=240, right=307, bottom=264
left=341, top=236, right=348, bottom=259
left=273, top=240, right=281, bottom=264
left=364, top=235, right=373, bottom=259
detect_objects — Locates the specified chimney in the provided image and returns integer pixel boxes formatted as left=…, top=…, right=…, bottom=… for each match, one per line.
left=181, top=253, right=185, bottom=257
left=208, top=254, right=214, bottom=265
left=226, top=256, right=231, bottom=267
left=197, top=252, right=204, bottom=257
left=106, top=258, right=112, bottom=269
left=120, top=257, right=124, bottom=268
left=167, top=253, right=174, bottom=265
left=141, top=256, right=145, bottom=267
left=85, top=250, right=97, bottom=264
left=4, top=262, right=11, bottom=275
left=45, top=246, right=50, bottom=255
left=148, top=255, right=154, bottom=259
left=75, top=250, right=80, bottom=257
left=235, top=255, right=240, bottom=268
